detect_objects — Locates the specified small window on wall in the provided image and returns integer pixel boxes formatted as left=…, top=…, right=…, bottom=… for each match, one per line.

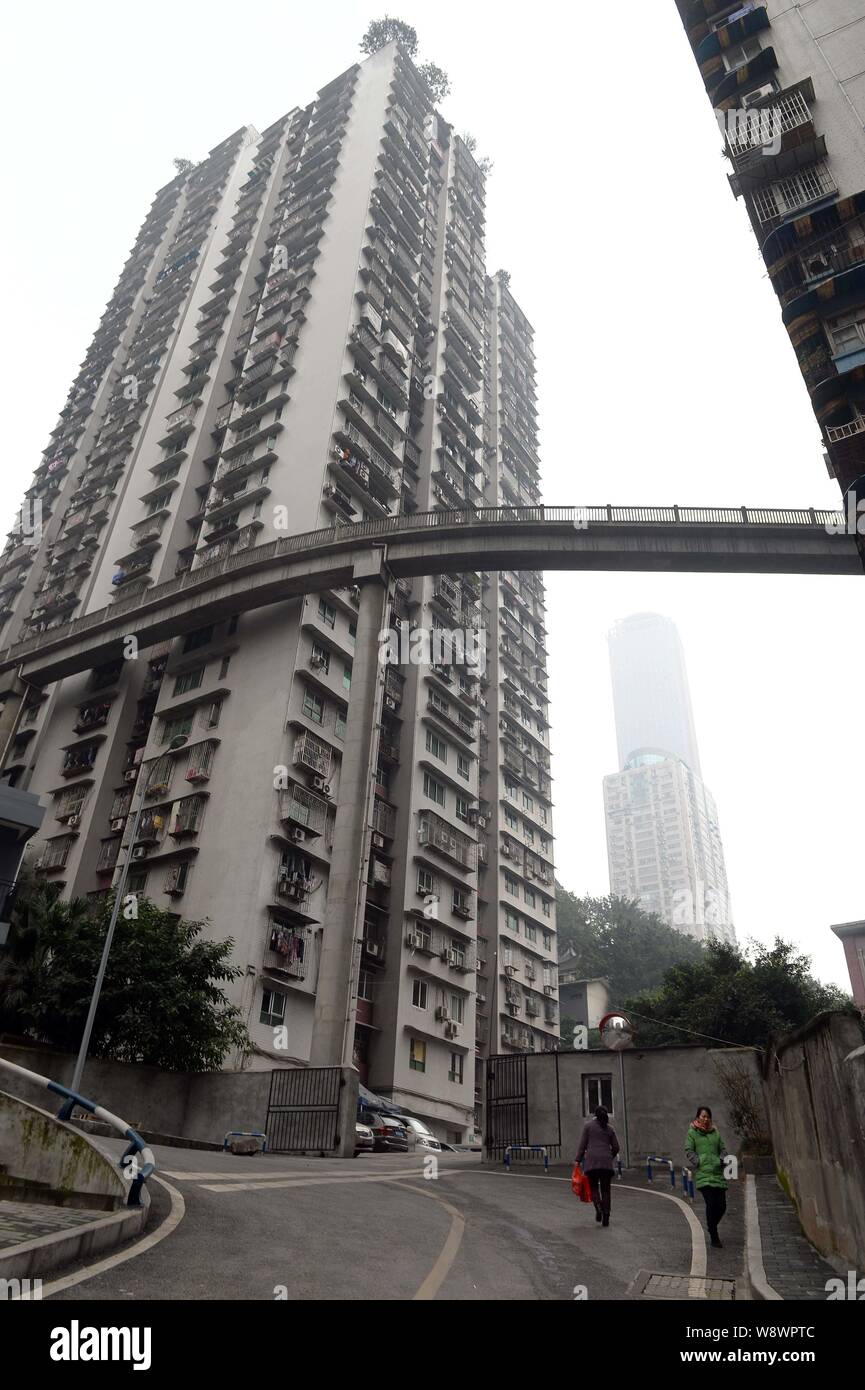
left=449, top=1053, right=464, bottom=1085
left=260, top=989, right=286, bottom=1027
left=409, top=1038, right=426, bottom=1072
left=412, top=979, right=428, bottom=1009
left=583, top=1074, right=613, bottom=1117
left=173, top=667, right=205, bottom=697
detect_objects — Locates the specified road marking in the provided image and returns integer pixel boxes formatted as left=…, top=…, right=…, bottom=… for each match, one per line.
left=34, top=1176, right=186, bottom=1300
left=394, top=1182, right=466, bottom=1301
left=197, top=1169, right=429, bottom=1193
left=745, top=1173, right=782, bottom=1300
left=161, top=1166, right=427, bottom=1181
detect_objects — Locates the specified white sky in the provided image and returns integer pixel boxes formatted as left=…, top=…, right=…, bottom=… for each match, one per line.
left=1, top=1, right=860, bottom=989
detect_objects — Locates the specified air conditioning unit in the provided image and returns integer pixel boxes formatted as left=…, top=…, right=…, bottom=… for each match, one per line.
left=124, top=770, right=138, bottom=783
left=312, top=776, right=327, bottom=791
left=439, top=946, right=451, bottom=962
left=310, top=654, right=328, bottom=670
left=501, top=844, right=512, bottom=859
left=372, top=833, right=385, bottom=849
left=476, top=815, right=487, bottom=829
left=365, top=941, right=382, bottom=958
left=132, top=846, right=148, bottom=860
left=436, top=1005, right=450, bottom=1021
left=743, top=83, right=775, bottom=108
left=504, top=963, right=518, bottom=976
left=67, top=815, right=80, bottom=828
left=444, top=1021, right=460, bottom=1039
left=406, top=931, right=422, bottom=949
left=290, top=828, right=307, bottom=842
left=110, top=818, right=125, bottom=832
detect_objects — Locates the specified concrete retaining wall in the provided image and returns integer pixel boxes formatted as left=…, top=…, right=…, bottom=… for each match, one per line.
left=0, top=1091, right=127, bottom=1208
left=521, top=1045, right=764, bottom=1168
left=0, top=1042, right=358, bottom=1156
left=761, top=1010, right=865, bottom=1269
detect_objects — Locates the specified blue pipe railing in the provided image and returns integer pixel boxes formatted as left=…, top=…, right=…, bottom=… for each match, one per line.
left=0, top=1055, right=155, bottom=1206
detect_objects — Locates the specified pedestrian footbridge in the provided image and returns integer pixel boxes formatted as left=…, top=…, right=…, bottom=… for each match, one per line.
left=0, top=505, right=859, bottom=688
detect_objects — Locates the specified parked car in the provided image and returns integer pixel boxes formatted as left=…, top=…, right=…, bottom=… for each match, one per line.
left=440, top=1142, right=481, bottom=1153
left=392, top=1116, right=442, bottom=1152
left=354, top=1122, right=374, bottom=1157
left=365, top=1112, right=409, bottom=1153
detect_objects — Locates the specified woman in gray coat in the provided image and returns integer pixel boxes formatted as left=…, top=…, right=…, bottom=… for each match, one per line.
left=576, top=1106, right=620, bottom=1227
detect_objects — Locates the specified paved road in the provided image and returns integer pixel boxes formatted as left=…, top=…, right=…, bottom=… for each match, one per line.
left=43, top=1143, right=745, bottom=1302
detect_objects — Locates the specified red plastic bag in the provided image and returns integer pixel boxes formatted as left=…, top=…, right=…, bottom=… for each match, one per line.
left=571, top=1162, right=592, bottom=1203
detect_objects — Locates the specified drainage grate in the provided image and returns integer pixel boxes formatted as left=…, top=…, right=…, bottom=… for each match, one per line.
left=629, top=1269, right=736, bottom=1300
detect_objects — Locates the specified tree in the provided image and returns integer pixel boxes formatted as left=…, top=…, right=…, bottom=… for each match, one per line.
left=555, top=886, right=705, bottom=1004
left=360, top=16, right=418, bottom=56
left=417, top=61, right=451, bottom=104
left=173, top=158, right=196, bottom=176
left=0, top=883, right=249, bottom=1071
left=623, top=938, right=851, bottom=1050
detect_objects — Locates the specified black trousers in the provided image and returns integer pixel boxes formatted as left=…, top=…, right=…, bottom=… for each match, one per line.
left=701, top=1186, right=727, bottom=1236
left=587, top=1169, right=612, bottom=1215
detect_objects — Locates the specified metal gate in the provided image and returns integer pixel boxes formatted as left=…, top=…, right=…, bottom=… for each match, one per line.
left=485, top=1052, right=561, bottom=1160
left=266, top=1067, right=343, bottom=1153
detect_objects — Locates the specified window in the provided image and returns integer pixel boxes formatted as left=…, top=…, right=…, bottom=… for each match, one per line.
left=311, top=642, right=330, bottom=673
left=452, top=887, right=470, bottom=914
left=525, top=921, right=537, bottom=943
left=505, top=909, right=520, bottom=934
left=449, top=1053, right=464, bottom=1085
left=260, top=989, right=286, bottom=1026
left=205, top=699, right=222, bottom=728
left=584, top=1074, right=613, bottom=1116
left=522, top=793, right=534, bottom=812
left=449, top=993, right=465, bottom=1024
left=228, top=615, right=239, bottom=636
left=183, top=626, right=213, bottom=653
left=425, top=729, right=447, bottom=761
left=173, top=667, right=204, bottom=697
left=302, top=690, right=325, bottom=724
left=504, top=872, right=520, bottom=897
left=411, top=979, right=428, bottom=1009
left=358, top=970, right=374, bottom=1002
left=318, top=599, right=336, bottom=628
left=348, top=621, right=357, bottom=642
left=335, top=705, right=348, bottom=739
left=417, top=868, right=435, bottom=895
left=423, top=772, right=445, bottom=807
left=218, top=656, right=231, bottom=681
left=343, top=663, right=352, bottom=691
left=127, top=871, right=148, bottom=895
left=162, top=713, right=193, bottom=744
left=542, top=897, right=551, bottom=918
left=827, top=310, right=865, bottom=356
left=524, top=886, right=536, bottom=908
left=457, top=753, right=470, bottom=780
left=505, top=807, right=518, bottom=830
left=409, top=1038, right=426, bottom=1072
left=455, top=796, right=471, bottom=823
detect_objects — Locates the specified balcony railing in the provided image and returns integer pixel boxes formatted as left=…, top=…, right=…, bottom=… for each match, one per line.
left=752, top=162, right=838, bottom=228
left=727, top=90, right=813, bottom=159
left=418, top=812, right=477, bottom=871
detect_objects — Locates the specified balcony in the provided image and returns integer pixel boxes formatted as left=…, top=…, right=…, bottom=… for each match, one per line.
left=418, top=812, right=477, bottom=871
left=293, top=730, right=332, bottom=778
left=279, top=784, right=329, bottom=834
left=266, top=922, right=310, bottom=980
left=362, top=918, right=387, bottom=965
left=752, top=162, right=838, bottom=231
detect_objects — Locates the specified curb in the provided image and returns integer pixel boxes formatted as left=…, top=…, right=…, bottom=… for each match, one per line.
left=0, top=1189, right=149, bottom=1281
left=744, top=1172, right=783, bottom=1301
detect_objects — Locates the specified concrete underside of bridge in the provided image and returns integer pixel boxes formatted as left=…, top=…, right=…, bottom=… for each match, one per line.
left=0, top=519, right=860, bottom=689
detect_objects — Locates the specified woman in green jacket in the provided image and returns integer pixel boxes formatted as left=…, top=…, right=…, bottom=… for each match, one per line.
left=685, top=1105, right=728, bottom=1248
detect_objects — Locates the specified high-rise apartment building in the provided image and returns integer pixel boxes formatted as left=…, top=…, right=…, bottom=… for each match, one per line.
left=0, top=42, right=556, bottom=1143
left=608, top=614, right=702, bottom=777
left=603, top=614, right=734, bottom=944
left=675, top=1, right=865, bottom=508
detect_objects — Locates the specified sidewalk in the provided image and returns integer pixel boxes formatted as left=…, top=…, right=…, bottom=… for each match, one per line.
left=752, top=1173, right=837, bottom=1299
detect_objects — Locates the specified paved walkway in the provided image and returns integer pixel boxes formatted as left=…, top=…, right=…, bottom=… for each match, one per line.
left=755, top=1175, right=837, bottom=1299
left=0, top=1200, right=100, bottom=1248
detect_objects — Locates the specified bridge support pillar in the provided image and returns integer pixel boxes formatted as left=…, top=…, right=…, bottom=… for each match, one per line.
left=309, top=552, right=392, bottom=1068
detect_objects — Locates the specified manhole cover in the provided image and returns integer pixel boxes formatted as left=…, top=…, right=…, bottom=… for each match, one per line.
left=629, top=1269, right=736, bottom=1300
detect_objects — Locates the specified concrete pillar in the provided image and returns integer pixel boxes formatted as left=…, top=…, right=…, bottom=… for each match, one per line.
left=309, top=551, right=391, bottom=1067
left=336, top=1066, right=360, bottom=1157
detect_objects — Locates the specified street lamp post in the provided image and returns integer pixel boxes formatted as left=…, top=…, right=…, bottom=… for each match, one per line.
left=65, top=736, right=188, bottom=1100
